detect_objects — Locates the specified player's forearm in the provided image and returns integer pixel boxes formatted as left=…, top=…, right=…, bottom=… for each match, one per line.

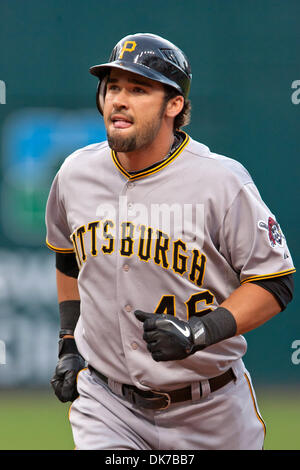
left=56, top=269, right=81, bottom=338
left=56, top=268, right=80, bottom=303
left=220, top=282, right=282, bottom=336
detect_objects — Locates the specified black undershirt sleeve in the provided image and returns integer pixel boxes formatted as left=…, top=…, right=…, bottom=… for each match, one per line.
left=56, top=252, right=79, bottom=279
left=250, top=274, right=294, bottom=311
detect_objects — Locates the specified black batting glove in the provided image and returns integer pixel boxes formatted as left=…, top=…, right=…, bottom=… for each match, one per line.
left=50, top=337, right=85, bottom=403
left=134, top=310, right=207, bottom=362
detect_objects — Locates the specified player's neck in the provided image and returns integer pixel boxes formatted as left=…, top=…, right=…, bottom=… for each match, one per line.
left=116, top=127, right=174, bottom=173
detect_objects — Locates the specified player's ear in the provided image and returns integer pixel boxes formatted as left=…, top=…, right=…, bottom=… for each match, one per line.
left=165, top=95, right=184, bottom=118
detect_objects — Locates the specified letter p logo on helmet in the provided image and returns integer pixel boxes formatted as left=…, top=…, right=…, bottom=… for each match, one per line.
left=119, top=41, right=137, bottom=59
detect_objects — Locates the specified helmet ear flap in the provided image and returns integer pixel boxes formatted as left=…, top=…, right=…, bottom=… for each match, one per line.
left=96, top=75, right=108, bottom=115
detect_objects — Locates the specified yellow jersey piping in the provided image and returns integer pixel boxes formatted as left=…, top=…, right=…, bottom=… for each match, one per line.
left=111, top=131, right=190, bottom=181
left=241, top=268, right=296, bottom=284
left=244, top=372, right=267, bottom=438
left=68, top=367, right=88, bottom=421
left=46, top=238, right=74, bottom=253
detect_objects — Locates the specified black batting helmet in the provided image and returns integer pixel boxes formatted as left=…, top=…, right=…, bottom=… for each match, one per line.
left=89, top=33, right=192, bottom=114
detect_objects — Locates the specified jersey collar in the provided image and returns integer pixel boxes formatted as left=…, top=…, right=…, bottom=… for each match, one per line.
left=110, top=131, right=190, bottom=181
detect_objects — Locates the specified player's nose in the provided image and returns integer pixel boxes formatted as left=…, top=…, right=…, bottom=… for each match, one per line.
left=112, top=88, right=129, bottom=110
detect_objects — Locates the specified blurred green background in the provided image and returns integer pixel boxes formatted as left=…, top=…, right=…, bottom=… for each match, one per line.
left=0, top=0, right=299, bottom=450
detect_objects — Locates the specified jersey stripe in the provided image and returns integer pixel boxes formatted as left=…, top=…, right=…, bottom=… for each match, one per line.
left=68, top=367, right=88, bottom=421
left=46, top=238, right=74, bottom=253
left=244, top=372, right=267, bottom=438
left=110, top=131, right=190, bottom=181
left=241, top=268, right=296, bottom=284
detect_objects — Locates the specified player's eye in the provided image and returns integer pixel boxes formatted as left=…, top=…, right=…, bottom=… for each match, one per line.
left=132, top=86, right=146, bottom=94
left=107, top=84, right=119, bottom=92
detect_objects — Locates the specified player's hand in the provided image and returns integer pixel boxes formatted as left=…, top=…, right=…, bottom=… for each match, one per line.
left=50, top=337, right=85, bottom=403
left=135, top=310, right=197, bottom=361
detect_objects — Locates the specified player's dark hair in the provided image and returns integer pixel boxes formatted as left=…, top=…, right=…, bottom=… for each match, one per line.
left=163, top=85, right=191, bottom=131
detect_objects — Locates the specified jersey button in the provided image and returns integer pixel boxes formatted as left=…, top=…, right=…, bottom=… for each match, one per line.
left=128, top=202, right=134, bottom=215
left=123, top=264, right=130, bottom=272
left=125, top=304, right=132, bottom=312
left=131, top=342, right=138, bottom=350
left=127, top=182, right=135, bottom=189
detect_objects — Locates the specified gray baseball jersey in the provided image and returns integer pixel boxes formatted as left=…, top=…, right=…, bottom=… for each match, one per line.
left=45, top=131, right=295, bottom=391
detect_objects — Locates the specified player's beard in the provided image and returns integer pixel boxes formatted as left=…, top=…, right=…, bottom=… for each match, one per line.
left=106, top=103, right=166, bottom=153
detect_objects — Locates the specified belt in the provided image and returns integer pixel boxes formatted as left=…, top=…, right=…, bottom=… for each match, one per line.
left=88, top=366, right=236, bottom=411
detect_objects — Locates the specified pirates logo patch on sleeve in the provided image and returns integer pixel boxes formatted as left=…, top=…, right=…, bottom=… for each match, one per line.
left=258, top=217, right=285, bottom=247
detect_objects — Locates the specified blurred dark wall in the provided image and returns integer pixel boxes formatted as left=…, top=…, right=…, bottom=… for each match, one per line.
left=0, top=0, right=299, bottom=385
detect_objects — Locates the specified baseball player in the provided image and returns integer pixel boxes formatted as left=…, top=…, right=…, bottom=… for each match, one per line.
left=46, top=33, right=295, bottom=450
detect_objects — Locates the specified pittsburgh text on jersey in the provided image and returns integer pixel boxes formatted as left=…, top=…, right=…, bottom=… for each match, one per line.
left=71, top=219, right=207, bottom=288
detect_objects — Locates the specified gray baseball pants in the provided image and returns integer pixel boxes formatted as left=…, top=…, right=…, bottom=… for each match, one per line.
left=69, top=360, right=265, bottom=450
